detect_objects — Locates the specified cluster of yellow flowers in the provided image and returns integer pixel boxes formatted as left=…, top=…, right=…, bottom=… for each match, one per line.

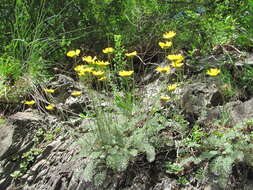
left=71, top=48, right=136, bottom=80
left=24, top=88, right=83, bottom=111
left=156, top=31, right=184, bottom=80
left=158, top=31, right=176, bottom=49
left=25, top=35, right=221, bottom=112
left=158, top=31, right=221, bottom=102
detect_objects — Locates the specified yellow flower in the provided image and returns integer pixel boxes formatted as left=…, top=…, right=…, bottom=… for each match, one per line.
left=163, top=31, right=176, bottom=39
left=206, top=68, right=221, bottom=76
left=67, top=49, right=81, bottom=57
left=76, top=67, right=93, bottom=76
left=160, top=96, right=171, bottom=102
left=98, top=76, right=107, bottom=81
left=125, top=51, right=137, bottom=57
left=171, top=61, right=184, bottom=68
left=155, top=66, right=171, bottom=73
left=45, top=104, right=55, bottom=110
left=74, top=65, right=85, bottom=72
left=83, top=67, right=93, bottom=73
left=43, top=89, right=55, bottom=93
left=118, top=70, right=134, bottom=77
left=166, top=54, right=184, bottom=62
left=102, top=47, right=114, bottom=54
left=71, top=91, right=82, bottom=96
left=158, top=41, right=172, bottom=49
left=24, top=100, right=35, bottom=105
left=82, top=56, right=97, bottom=64
left=167, top=84, right=178, bottom=91
left=92, top=70, right=104, bottom=76
left=95, top=60, right=110, bottom=66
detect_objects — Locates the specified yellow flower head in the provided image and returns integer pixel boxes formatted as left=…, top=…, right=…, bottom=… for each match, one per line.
left=98, top=76, right=107, bottom=81
left=92, top=70, right=104, bottom=76
left=83, top=67, right=93, bottom=73
left=160, top=96, right=171, bottom=102
left=206, top=68, right=221, bottom=77
left=125, top=51, right=137, bottom=57
left=76, top=67, right=94, bottom=76
left=82, top=56, right=97, bottom=64
left=171, top=60, right=184, bottom=68
left=24, top=100, right=35, bottom=105
left=166, top=54, right=184, bottom=62
left=43, top=89, right=55, bottom=93
left=118, top=70, right=134, bottom=77
left=158, top=41, right=172, bottom=49
left=155, top=66, right=171, bottom=73
left=45, top=104, right=55, bottom=110
left=71, top=91, right=82, bottom=96
left=167, top=84, right=178, bottom=91
left=74, top=65, right=85, bottom=72
left=102, top=47, right=114, bottom=54
left=95, top=60, right=110, bottom=66
left=77, top=71, right=85, bottom=76
left=163, top=31, right=176, bottom=39
left=67, top=49, right=81, bottom=57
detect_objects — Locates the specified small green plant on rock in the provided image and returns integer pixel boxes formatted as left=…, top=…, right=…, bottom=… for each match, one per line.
left=165, top=161, right=184, bottom=174
left=10, top=147, right=43, bottom=179
left=10, top=126, right=61, bottom=179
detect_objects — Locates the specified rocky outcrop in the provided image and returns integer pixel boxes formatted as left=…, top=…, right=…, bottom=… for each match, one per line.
left=2, top=73, right=253, bottom=190
left=0, top=110, right=44, bottom=189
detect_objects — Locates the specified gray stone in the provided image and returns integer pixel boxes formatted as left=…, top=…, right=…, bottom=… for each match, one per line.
left=180, top=82, right=223, bottom=122
left=0, top=122, right=14, bottom=159
left=49, top=74, right=76, bottom=103
left=1, top=110, right=42, bottom=160
left=230, top=98, right=253, bottom=125
left=65, top=95, right=90, bottom=113
left=235, top=53, right=253, bottom=66
left=197, top=98, right=253, bottom=127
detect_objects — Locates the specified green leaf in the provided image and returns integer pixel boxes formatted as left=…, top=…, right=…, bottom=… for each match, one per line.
left=84, top=160, right=96, bottom=181
left=129, top=149, right=138, bottom=157
left=143, top=144, right=155, bottom=162
left=248, top=0, right=253, bottom=7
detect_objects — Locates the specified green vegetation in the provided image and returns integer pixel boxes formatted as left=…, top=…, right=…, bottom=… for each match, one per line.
left=2, top=0, right=253, bottom=189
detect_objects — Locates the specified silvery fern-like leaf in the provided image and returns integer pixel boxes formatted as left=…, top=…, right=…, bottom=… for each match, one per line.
left=106, top=153, right=129, bottom=172
left=84, top=160, right=97, bottom=182
left=94, top=170, right=107, bottom=187
left=199, top=151, right=219, bottom=161
left=129, top=149, right=138, bottom=157
left=211, top=156, right=234, bottom=188
left=140, top=143, right=155, bottom=162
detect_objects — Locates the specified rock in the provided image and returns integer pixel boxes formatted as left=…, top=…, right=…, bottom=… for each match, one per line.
left=197, top=101, right=241, bottom=126
left=1, top=110, right=43, bottom=160
left=230, top=98, right=253, bottom=125
left=65, top=95, right=90, bottom=113
left=180, top=82, right=223, bottom=122
left=235, top=53, right=253, bottom=66
left=0, top=122, right=14, bottom=159
left=0, top=110, right=44, bottom=189
left=197, top=97, right=253, bottom=127
left=153, top=177, right=176, bottom=190
left=48, top=74, right=76, bottom=103
left=141, top=79, right=164, bottom=110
